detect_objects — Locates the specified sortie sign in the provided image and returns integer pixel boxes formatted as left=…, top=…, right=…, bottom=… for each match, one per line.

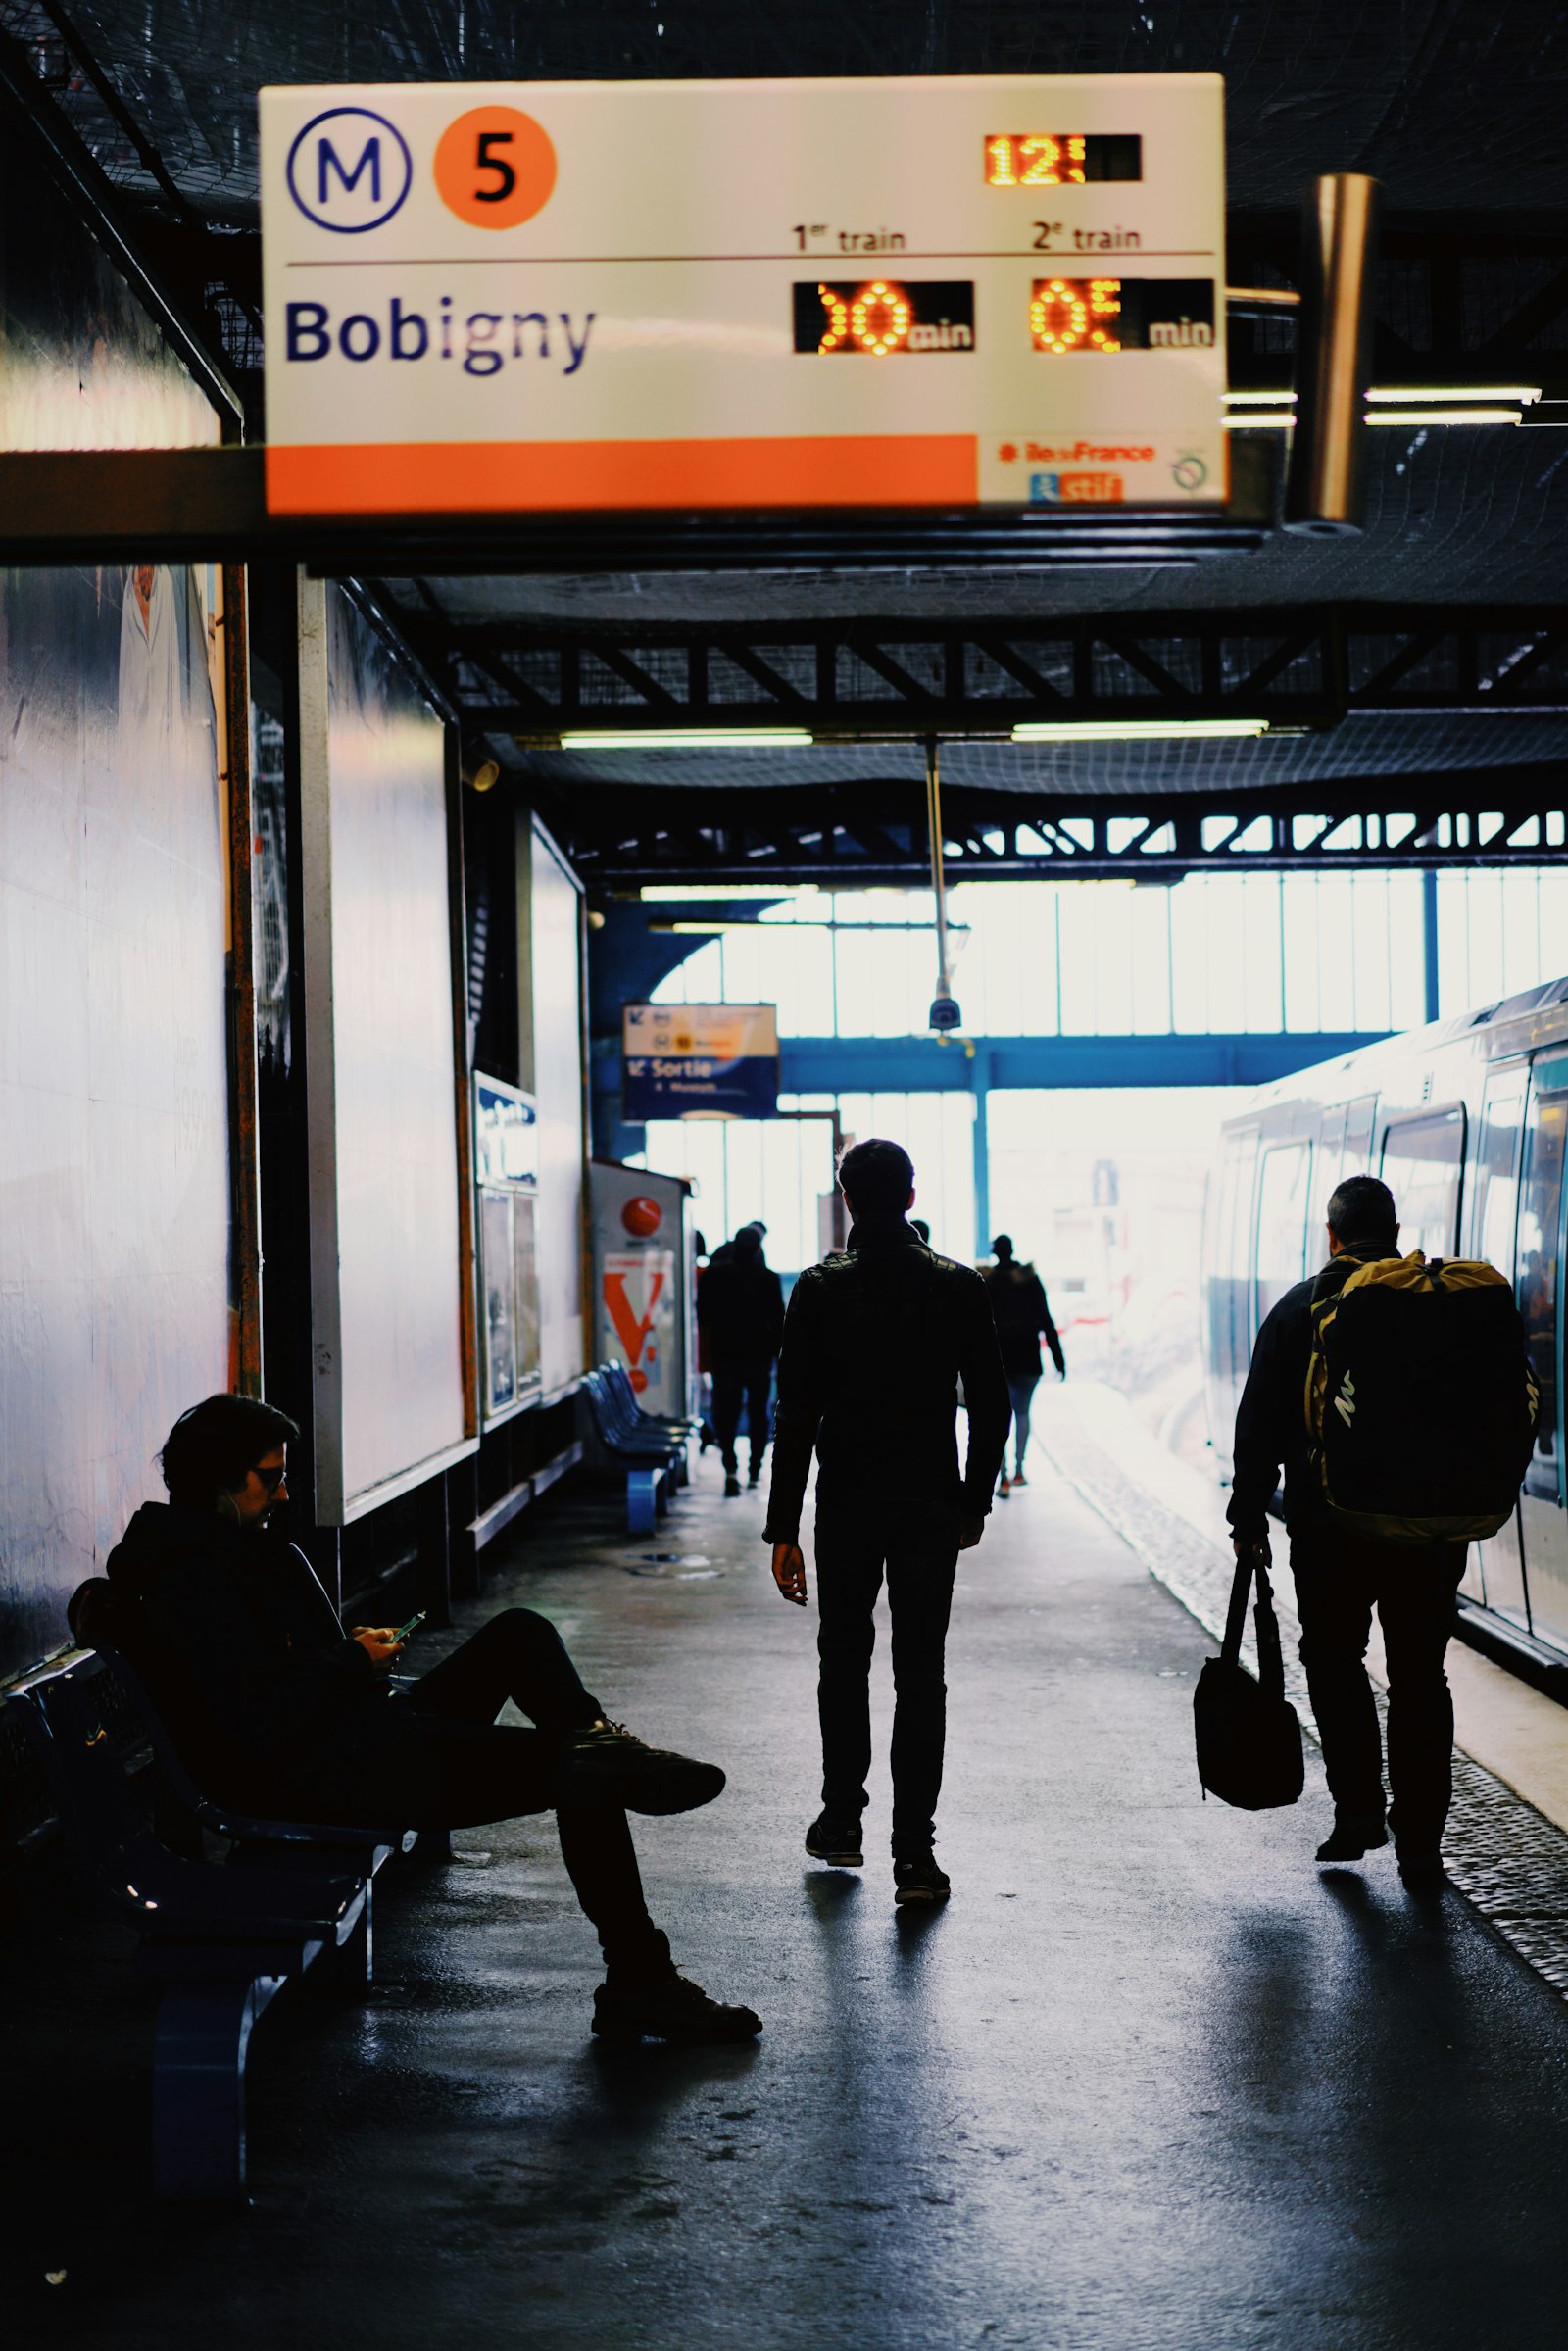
left=622, top=1003, right=780, bottom=1120
left=259, top=75, right=1226, bottom=515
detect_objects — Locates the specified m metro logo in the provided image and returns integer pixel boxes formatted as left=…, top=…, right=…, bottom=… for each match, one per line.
left=285, top=106, right=413, bottom=232
left=284, top=100, right=557, bottom=234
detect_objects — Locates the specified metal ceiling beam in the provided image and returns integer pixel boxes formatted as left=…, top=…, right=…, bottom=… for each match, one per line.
left=430, top=606, right=1568, bottom=735
left=538, top=771, right=1568, bottom=889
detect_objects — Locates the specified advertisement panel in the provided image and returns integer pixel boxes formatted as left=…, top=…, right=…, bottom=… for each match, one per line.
left=259, top=74, right=1226, bottom=514
left=590, top=1161, right=695, bottom=1418
left=622, top=1003, right=779, bottom=1120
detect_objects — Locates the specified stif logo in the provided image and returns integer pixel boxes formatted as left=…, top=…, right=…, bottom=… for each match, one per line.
left=286, top=106, right=413, bottom=233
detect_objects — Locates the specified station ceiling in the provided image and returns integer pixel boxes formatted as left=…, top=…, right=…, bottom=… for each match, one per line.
left=8, top=1, right=1568, bottom=878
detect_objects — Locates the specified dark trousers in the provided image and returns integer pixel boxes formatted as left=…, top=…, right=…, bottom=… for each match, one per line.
left=1005, top=1374, right=1040, bottom=1473
left=1289, top=1531, right=1467, bottom=1848
left=405, top=1609, right=663, bottom=1973
left=814, top=1513, right=959, bottom=1856
left=712, top=1355, right=774, bottom=1476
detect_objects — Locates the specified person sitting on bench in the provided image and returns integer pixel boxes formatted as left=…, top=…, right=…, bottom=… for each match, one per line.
left=102, top=1395, right=760, bottom=2045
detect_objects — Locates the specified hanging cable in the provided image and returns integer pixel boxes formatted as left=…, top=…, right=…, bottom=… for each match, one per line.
left=925, top=733, right=961, bottom=1032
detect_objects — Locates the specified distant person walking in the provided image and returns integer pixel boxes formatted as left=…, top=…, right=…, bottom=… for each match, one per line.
left=1227, top=1174, right=1533, bottom=1888
left=764, top=1141, right=1010, bottom=1905
left=699, top=1222, right=785, bottom=1496
left=984, top=1235, right=1065, bottom=1497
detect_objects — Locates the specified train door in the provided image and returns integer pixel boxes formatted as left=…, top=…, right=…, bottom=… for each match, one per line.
left=1467, top=1068, right=1529, bottom=1618
left=1202, top=1124, right=1257, bottom=1465
left=1254, top=1139, right=1315, bottom=1324
left=1518, top=1060, right=1568, bottom=1652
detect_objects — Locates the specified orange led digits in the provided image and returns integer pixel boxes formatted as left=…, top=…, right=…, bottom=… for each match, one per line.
left=848, top=280, right=912, bottom=356
left=1029, top=277, right=1122, bottom=354
left=984, top=133, right=1142, bottom=187
left=816, top=284, right=851, bottom=352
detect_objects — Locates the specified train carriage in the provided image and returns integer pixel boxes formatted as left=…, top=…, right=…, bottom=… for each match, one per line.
left=1203, top=975, right=1568, bottom=1669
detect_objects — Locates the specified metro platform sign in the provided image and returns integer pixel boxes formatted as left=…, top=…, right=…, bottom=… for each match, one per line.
left=622, top=1003, right=779, bottom=1121
left=260, top=75, right=1226, bottom=517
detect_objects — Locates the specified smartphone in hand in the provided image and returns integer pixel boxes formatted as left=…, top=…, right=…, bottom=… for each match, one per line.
left=392, top=1610, right=427, bottom=1643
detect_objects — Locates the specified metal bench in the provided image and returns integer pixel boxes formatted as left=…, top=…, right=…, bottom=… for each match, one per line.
left=10, top=1652, right=370, bottom=2202
left=581, top=1366, right=690, bottom=1533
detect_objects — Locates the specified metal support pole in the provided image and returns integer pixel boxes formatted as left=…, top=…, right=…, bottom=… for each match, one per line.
left=1422, top=868, right=1442, bottom=1025
left=1285, top=174, right=1382, bottom=536
left=925, top=734, right=961, bottom=1030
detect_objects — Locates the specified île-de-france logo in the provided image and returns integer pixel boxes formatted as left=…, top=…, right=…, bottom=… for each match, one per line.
left=286, top=102, right=558, bottom=234
left=1171, top=450, right=1208, bottom=493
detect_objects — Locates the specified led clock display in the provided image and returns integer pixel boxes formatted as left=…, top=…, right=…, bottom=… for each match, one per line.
left=793, top=280, right=976, bottom=356
left=984, top=133, right=1142, bottom=186
left=1029, top=277, right=1215, bottom=353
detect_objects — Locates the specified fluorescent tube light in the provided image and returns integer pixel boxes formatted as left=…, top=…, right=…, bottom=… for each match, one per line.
left=639, top=883, right=820, bottom=902
left=1364, top=408, right=1520, bottom=426
left=1223, top=390, right=1297, bottom=405
left=1365, top=385, right=1540, bottom=405
left=559, top=727, right=812, bottom=750
left=1222, top=413, right=1295, bottom=430
left=1010, top=718, right=1269, bottom=745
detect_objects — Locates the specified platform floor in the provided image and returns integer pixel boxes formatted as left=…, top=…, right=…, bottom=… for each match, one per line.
left=9, top=1448, right=1568, bottom=2350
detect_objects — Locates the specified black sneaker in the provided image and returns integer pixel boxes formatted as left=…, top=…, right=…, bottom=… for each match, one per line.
left=551, top=1720, right=725, bottom=1816
left=805, top=1811, right=863, bottom=1867
left=893, top=1853, right=951, bottom=1905
left=1315, top=1811, right=1389, bottom=1863
left=592, top=1970, right=762, bottom=2044
left=723, top=1471, right=742, bottom=1497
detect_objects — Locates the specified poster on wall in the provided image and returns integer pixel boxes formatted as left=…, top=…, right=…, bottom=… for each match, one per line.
left=590, top=1161, right=695, bottom=1419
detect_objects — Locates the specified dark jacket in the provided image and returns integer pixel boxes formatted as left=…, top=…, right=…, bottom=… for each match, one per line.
left=698, top=1250, right=786, bottom=1366
left=984, top=1260, right=1065, bottom=1382
left=105, top=1501, right=433, bottom=1816
left=762, top=1216, right=1011, bottom=1545
left=1226, top=1251, right=1373, bottom=1546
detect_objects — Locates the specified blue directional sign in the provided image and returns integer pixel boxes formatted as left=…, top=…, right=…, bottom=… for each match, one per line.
left=622, top=1003, right=780, bottom=1119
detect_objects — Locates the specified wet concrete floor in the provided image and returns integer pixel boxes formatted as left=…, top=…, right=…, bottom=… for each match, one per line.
left=8, top=1454, right=1568, bottom=2349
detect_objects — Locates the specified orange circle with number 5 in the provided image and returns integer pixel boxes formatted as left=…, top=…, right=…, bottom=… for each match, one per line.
left=434, top=106, right=557, bottom=229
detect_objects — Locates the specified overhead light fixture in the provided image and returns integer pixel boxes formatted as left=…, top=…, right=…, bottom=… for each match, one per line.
left=557, top=727, right=812, bottom=751
left=639, top=883, right=820, bottom=902
left=1364, top=407, right=1520, bottom=426
left=1223, top=386, right=1542, bottom=406
left=1010, top=717, right=1269, bottom=744
left=1364, top=385, right=1541, bottom=405
left=1222, top=412, right=1295, bottom=430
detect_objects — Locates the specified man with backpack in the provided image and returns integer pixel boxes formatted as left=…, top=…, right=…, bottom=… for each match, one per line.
left=1227, top=1174, right=1537, bottom=1887
left=698, top=1221, right=786, bottom=1496
left=763, top=1140, right=1010, bottom=1906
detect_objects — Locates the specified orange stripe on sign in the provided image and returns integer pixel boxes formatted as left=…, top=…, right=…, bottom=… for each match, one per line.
left=266, top=435, right=979, bottom=514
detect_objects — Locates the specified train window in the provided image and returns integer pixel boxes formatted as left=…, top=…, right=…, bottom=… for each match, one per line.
left=1519, top=1087, right=1565, bottom=1504
left=1317, top=1105, right=1348, bottom=1207
left=1254, top=1140, right=1313, bottom=1322
left=1474, top=1078, right=1525, bottom=1272
left=1380, top=1108, right=1465, bottom=1258
left=1343, top=1094, right=1376, bottom=1177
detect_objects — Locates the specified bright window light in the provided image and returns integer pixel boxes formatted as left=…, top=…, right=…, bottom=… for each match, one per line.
left=559, top=728, right=812, bottom=750
left=1010, top=717, right=1269, bottom=744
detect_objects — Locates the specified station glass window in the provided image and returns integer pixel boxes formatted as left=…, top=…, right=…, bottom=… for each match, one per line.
left=1519, top=1087, right=1565, bottom=1502
left=1254, top=1140, right=1313, bottom=1322
left=1380, top=1108, right=1465, bottom=1259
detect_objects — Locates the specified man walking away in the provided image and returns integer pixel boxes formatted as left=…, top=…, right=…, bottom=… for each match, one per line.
left=984, top=1235, right=1065, bottom=1496
left=1228, top=1176, right=1467, bottom=1888
left=764, top=1140, right=1010, bottom=1906
left=699, top=1222, right=786, bottom=1496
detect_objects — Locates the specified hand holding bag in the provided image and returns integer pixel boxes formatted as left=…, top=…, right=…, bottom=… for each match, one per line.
left=1193, top=1543, right=1305, bottom=1809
